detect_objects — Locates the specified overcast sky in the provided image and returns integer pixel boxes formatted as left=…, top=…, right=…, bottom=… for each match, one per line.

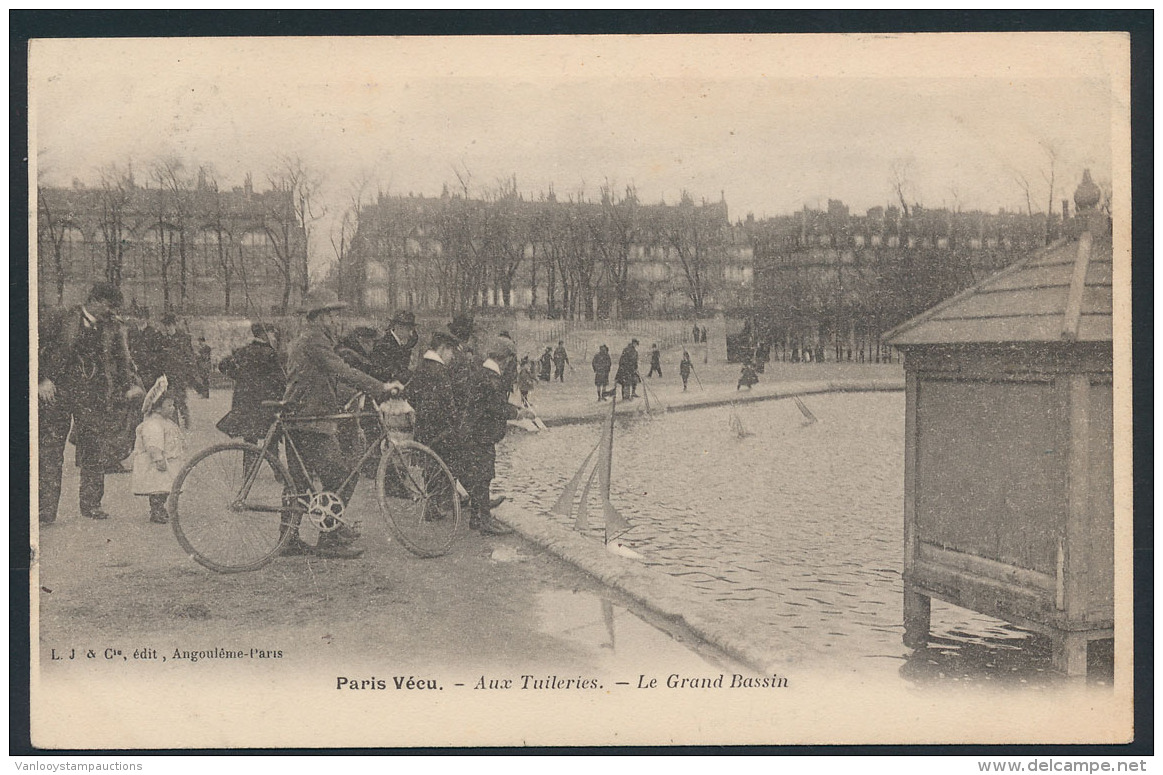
left=31, top=33, right=1125, bottom=267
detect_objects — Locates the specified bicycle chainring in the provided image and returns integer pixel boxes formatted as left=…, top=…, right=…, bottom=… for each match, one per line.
left=305, top=491, right=346, bottom=531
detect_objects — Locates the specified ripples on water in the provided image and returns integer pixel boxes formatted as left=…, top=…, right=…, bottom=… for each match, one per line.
left=498, top=392, right=1106, bottom=686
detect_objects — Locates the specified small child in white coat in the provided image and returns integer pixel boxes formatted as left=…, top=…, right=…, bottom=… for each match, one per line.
left=132, top=376, right=186, bottom=524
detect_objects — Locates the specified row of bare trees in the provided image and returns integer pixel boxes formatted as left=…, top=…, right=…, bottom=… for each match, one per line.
left=338, top=176, right=731, bottom=320
left=37, top=154, right=319, bottom=314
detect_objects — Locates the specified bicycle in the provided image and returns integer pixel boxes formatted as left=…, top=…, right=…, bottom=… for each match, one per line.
left=168, top=394, right=463, bottom=573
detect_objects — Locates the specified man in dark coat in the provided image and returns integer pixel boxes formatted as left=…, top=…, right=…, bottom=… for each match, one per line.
left=591, top=344, right=612, bottom=401
left=552, top=340, right=569, bottom=381
left=38, top=282, right=143, bottom=523
left=460, top=336, right=530, bottom=535
left=370, top=309, right=418, bottom=383
left=647, top=343, right=662, bottom=378
left=282, top=289, right=402, bottom=559
left=614, top=339, right=640, bottom=400
left=216, top=322, right=285, bottom=474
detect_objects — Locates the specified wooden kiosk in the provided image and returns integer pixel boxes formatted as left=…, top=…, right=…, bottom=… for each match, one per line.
left=885, top=174, right=1115, bottom=677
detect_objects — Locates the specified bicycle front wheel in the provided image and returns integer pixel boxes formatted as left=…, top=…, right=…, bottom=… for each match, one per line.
left=170, top=442, right=297, bottom=573
left=376, top=440, right=463, bottom=558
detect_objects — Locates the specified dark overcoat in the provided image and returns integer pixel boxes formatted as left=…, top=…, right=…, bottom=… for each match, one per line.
left=370, top=329, right=417, bottom=383
left=592, top=350, right=612, bottom=385
left=406, top=353, right=462, bottom=471
left=614, top=344, right=639, bottom=387
left=38, top=305, right=140, bottom=466
left=216, top=340, right=285, bottom=440
left=459, top=362, right=519, bottom=490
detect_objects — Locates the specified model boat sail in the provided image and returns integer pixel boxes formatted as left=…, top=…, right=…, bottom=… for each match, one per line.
left=550, top=392, right=631, bottom=545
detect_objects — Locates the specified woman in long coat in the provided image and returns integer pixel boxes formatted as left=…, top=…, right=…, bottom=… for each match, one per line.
left=216, top=323, right=285, bottom=445
left=591, top=344, right=612, bottom=401
left=613, top=339, right=640, bottom=400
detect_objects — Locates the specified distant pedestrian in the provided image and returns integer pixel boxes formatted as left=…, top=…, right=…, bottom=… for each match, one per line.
left=132, top=376, right=186, bottom=525
left=552, top=340, right=569, bottom=381
left=701, top=326, right=708, bottom=343
left=692, top=324, right=700, bottom=343
left=591, top=344, right=612, bottom=401
left=614, top=339, right=640, bottom=400
left=679, top=350, right=693, bottom=391
left=754, top=340, right=770, bottom=374
left=538, top=347, right=553, bottom=382
left=517, top=356, right=537, bottom=407
left=497, top=330, right=518, bottom=396
left=195, top=336, right=212, bottom=398
left=647, top=343, right=662, bottom=378
left=737, top=360, right=759, bottom=390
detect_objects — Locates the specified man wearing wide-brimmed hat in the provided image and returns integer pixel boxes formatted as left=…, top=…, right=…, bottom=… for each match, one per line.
left=371, top=309, right=418, bottom=384
left=281, top=288, right=404, bottom=559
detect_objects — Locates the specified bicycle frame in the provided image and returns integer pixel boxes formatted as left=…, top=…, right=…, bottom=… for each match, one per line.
left=235, top=408, right=391, bottom=514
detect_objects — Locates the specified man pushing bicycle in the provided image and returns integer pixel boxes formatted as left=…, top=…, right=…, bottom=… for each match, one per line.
left=281, top=289, right=404, bottom=559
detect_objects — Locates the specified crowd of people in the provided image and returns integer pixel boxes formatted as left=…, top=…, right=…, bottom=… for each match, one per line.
left=36, top=283, right=538, bottom=561
left=37, top=281, right=711, bottom=559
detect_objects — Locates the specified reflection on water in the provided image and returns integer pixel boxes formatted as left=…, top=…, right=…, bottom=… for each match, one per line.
left=534, top=589, right=728, bottom=674
left=499, top=392, right=1113, bottom=686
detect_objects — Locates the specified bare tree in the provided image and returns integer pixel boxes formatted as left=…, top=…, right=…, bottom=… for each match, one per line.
left=37, top=185, right=70, bottom=304
left=266, top=155, right=324, bottom=305
left=330, top=171, right=380, bottom=310
left=654, top=190, right=725, bottom=314
left=150, top=155, right=195, bottom=309
left=1039, top=141, right=1058, bottom=244
left=890, top=158, right=915, bottom=218
left=484, top=174, right=530, bottom=309
left=96, top=163, right=134, bottom=291
left=590, top=181, right=640, bottom=321
left=1014, top=172, right=1035, bottom=216
left=199, top=167, right=238, bottom=313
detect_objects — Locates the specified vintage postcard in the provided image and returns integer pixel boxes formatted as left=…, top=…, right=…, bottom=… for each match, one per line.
left=27, top=32, right=1133, bottom=749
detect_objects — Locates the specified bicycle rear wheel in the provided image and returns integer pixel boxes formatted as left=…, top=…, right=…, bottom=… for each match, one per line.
left=376, top=440, right=463, bottom=558
left=170, top=442, right=298, bottom=573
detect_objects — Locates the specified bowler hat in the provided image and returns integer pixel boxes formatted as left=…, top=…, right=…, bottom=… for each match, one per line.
left=391, top=310, right=417, bottom=327
left=299, top=288, right=348, bottom=316
left=448, top=313, right=475, bottom=342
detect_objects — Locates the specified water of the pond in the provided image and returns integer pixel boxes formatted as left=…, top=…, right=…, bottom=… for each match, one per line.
left=497, top=391, right=1113, bottom=688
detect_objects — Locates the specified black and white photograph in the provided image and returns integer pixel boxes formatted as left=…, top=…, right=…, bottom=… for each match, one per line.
left=25, top=28, right=1134, bottom=750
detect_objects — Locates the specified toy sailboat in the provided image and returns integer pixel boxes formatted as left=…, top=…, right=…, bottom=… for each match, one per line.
left=551, top=392, right=634, bottom=551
